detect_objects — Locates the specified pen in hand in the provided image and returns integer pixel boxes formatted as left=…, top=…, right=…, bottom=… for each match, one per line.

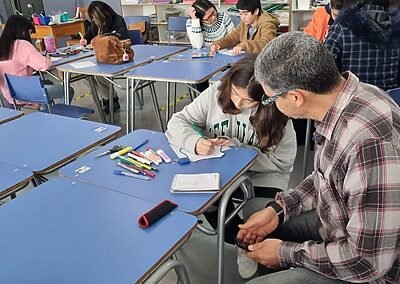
left=191, top=123, right=206, bottom=138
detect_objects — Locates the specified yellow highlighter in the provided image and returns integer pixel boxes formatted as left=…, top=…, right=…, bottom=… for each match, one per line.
left=78, top=32, right=84, bottom=39
left=110, top=146, right=133, bottom=160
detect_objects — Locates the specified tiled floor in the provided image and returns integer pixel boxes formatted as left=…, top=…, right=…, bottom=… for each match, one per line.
left=2, top=76, right=314, bottom=283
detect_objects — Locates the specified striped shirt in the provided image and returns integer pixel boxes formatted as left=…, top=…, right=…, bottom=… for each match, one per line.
left=276, top=72, right=400, bottom=283
left=186, top=12, right=234, bottom=49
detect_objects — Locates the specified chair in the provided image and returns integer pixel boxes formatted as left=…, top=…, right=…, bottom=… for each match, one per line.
left=167, top=16, right=188, bottom=45
left=124, top=16, right=152, bottom=43
left=387, top=87, right=400, bottom=106
left=5, top=74, right=94, bottom=119
left=231, top=16, right=241, bottom=27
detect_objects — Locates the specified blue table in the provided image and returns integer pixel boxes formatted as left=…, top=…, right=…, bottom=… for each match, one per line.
left=210, top=69, right=228, bottom=84
left=59, top=129, right=257, bottom=284
left=124, top=60, right=227, bottom=132
left=57, top=45, right=187, bottom=124
left=0, top=162, right=33, bottom=199
left=0, top=107, right=23, bottom=125
left=50, top=45, right=94, bottom=68
left=169, top=48, right=246, bottom=65
left=0, top=177, right=197, bottom=284
left=0, top=112, right=120, bottom=178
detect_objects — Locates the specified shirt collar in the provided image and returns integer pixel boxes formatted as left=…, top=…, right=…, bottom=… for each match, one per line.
left=315, top=71, right=359, bottom=141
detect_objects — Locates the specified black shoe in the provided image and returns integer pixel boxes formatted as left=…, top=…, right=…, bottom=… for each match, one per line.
left=102, top=97, right=120, bottom=114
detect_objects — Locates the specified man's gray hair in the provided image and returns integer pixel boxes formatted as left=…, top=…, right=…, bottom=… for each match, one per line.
left=254, top=32, right=341, bottom=94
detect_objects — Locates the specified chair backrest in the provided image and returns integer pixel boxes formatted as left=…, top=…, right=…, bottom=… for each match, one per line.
left=231, top=16, right=241, bottom=27
left=128, top=29, right=144, bottom=45
left=5, top=74, right=50, bottom=105
left=167, top=16, right=188, bottom=32
left=387, top=87, right=400, bottom=106
left=124, top=16, right=152, bottom=43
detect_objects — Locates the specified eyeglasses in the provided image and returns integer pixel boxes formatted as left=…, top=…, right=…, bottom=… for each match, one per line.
left=261, top=90, right=290, bottom=106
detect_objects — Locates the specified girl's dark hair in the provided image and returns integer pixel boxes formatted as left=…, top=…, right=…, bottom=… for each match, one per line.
left=217, top=54, right=289, bottom=152
left=192, top=0, right=217, bottom=21
left=88, top=1, right=117, bottom=34
left=0, top=15, right=35, bottom=61
left=331, top=0, right=344, bottom=10
left=236, top=0, right=262, bottom=15
left=342, top=0, right=390, bottom=8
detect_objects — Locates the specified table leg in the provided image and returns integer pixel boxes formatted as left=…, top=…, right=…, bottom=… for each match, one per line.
left=217, top=175, right=253, bottom=284
left=143, top=259, right=190, bottom=284
left=302, top=119, right=312, bottom=179
left=63, top=72, right=71, bottom=105
left=109, top=78, right=114, bottom=124
left=166, top=82, right=170, bottom=124
left=126, top=78, right=131, bottom=134
left=89, top=76, right=107, bottom=123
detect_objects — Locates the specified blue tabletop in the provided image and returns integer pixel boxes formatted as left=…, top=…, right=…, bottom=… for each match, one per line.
left=56, top=45, right=187, bottom=77
left=169, top=48, right=246, bottom=65
left=49, top=45, right=94, bottom=68
left=133, top=44, right=188, bottom=62
left=0, top=162, right=33, bottom=198
left=210, top=69, right=228, bottom=83
left=0, top=177, right=197, bottom=284
left=0, top=107, right=23, bottom=125
left=59, top=129, right=257, bottom=214
left=0, top=112, right=120, bottom=175
left=124, top=60, right=227, bottom=84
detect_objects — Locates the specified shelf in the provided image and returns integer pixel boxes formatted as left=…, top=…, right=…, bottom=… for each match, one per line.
left=292, top=8, right=315, bottom=12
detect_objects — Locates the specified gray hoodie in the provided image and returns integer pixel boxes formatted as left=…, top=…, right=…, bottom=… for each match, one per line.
left=165, top=82, right=297, bottom=191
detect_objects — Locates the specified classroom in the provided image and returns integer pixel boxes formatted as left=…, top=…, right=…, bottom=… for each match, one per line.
left=0, top=0, right=399, bottom=283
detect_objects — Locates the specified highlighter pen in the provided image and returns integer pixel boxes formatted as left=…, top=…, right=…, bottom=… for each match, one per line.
left=120, top=156, right=152, bottom=170
left=116, top=161, right=139, bottom=174
left=127, top=152, right=151, bottom=165
left=191, top=123, right=206, bottom=138
left=78, top=32, right=84, bottom=39
left=110, top=146, right=133, bottom=160
left=132, top=139, right=149, bottom=151
left=147, top=147, right=163, bottom=163
left=124, top=164, right=156, bottom=178
left=130, top=150, right=152, bottom=162
left=144, top=151, right=160, bottom=165
left=113, top=170, right=150, bottom=181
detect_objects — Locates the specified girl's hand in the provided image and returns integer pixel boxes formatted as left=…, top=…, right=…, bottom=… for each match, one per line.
left=80, top=38, right=87, bottom=46
left=188, top=6, right=197, bottom=19
left=195, top=138, right=215, bottom=155
left=232, top=45, right=242, bottom=55
left=210, top=44, right=220, bottom=55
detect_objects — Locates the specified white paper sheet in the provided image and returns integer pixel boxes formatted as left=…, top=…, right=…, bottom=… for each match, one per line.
left=70, top=61, right=96, bottom=69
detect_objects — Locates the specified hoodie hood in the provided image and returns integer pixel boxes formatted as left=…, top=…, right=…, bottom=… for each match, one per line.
left=257, top=12, right=280, bottom=29
left=336, top=5, right=400, bottom=43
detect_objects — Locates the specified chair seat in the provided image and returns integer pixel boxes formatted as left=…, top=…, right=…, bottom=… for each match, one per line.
left=42, top=104, right=94, bottom=119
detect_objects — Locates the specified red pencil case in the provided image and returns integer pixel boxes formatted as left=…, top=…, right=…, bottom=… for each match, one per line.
left=138, top=200, right=178, bottom=228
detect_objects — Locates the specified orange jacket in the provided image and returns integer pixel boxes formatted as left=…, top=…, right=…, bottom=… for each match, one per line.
left=304, top=7, right=331, bottom=42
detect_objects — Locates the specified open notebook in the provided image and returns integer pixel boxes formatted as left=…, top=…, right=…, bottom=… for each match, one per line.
left=170, top=173, right=220, bottom=193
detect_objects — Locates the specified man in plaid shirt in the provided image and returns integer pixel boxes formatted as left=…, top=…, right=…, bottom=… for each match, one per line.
left=236, top=32, right=400, bottom=283
left=325, top=1, right=400, bottom=91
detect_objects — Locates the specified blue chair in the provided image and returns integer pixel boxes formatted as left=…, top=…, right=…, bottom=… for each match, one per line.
left=231, top=16, right=241, bottom=27
left=128, top=29, right=144, bottom=45
left=5, top=74, right=94, bottom=119
left=387, top=87, right=400, bottom=106
left=124, top=16, right=152, bottom=43
left=167, top=16, right=188, bottom=45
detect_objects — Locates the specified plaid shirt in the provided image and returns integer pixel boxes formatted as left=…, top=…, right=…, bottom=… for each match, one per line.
left=276, top=72, right=400, bottom=283
left=325, top=6, right=400, bottom=91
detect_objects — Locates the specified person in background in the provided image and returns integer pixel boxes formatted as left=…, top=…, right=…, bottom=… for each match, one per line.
left=325, top=0, right=400, bottom=90
left=304, top=0, right=343, bottom=42
left=186, top=0, right=234, bottom=49
left=237, top=31, right=400, bottom=283
left=166, top=54, right=296, bottom=279
left=80, top=1, right=129, bottom=113
left=210, top=0, right=280, bottom=55
left=0, top=15, right=73, bottom=108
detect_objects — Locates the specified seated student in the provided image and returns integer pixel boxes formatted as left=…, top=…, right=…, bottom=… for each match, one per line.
left=80, top=1, right=129, bottom=113
left=325, top=0, right=400, bottom=90
left=165, top=54, right=297, bottom=279
left=210, top=0, right=280, bottom=55
left=0, top=15, right=73, bottom=108
left=304, top=0, right=343, bottom=42
left=186, top=0, right=234, bottom=49
left=237, top=31, right=400, bottom=283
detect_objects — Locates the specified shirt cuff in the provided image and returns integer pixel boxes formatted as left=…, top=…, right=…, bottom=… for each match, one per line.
left=183, top=133, right=202, bottom=154
left=278, top=241, right=300, bottom=267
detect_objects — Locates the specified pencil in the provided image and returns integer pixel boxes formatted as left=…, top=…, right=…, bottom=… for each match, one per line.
left=78, top=32, right=84, bottom=39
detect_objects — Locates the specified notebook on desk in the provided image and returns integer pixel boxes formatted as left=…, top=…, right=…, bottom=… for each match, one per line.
left=170, top=173, right=220, bottom=193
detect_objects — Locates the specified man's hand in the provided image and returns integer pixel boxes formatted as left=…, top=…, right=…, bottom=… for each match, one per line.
left=247, top=239, right=283, bottom=268
left=210, top=44, right=220, bottom=55
left=195, top=138, right=215, bottom=155
left=232, top=45, right=242, bottom=55
left=237, top=207, right=280, bottom=244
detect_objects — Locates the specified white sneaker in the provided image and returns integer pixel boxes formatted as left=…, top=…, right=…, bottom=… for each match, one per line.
left=237, top=248, right=258, bottom=279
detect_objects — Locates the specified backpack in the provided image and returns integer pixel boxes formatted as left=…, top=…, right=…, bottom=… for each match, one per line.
left=91, top=34, right=134, bottom=64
